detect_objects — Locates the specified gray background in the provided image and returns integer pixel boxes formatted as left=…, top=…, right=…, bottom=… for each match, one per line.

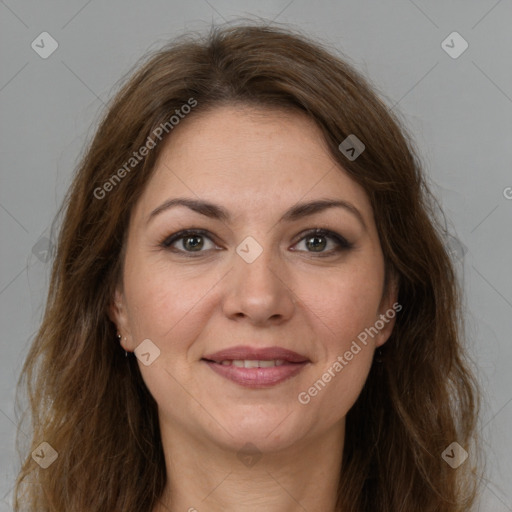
left=1, top=1, right=511, bottom=510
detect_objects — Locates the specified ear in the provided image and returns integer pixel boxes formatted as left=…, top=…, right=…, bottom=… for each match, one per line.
left=108, top=287, right=131, bottom=351
left=375, top=271, right=400, bottom=348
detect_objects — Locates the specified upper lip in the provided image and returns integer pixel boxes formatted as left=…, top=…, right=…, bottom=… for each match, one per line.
left=202, top=345, right=309, bottom=363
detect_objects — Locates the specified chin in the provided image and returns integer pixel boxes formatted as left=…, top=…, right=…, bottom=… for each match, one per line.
left=205, top=407, right=310, bottom=454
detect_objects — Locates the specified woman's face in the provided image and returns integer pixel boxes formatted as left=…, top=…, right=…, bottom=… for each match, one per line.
left=111, top=105, right=397, bottom=454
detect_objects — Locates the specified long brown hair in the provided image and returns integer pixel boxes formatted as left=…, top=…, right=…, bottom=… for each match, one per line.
left=14, top=22, right=481, bottom=511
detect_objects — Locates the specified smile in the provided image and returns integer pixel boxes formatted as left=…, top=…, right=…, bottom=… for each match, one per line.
left=201, top=345, right=310, bottom=388
left=218, top=359, right=286, bottom=367
left=202, top=359, right=308, bottom=388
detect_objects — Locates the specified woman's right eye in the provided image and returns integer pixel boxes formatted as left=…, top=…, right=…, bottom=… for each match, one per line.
left=160, top=229, right=219, bottom=255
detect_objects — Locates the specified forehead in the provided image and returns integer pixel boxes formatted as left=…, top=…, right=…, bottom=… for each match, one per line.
left=162, top=104, right=330, bottom=166
left=133, top=105, right=373, bottom=223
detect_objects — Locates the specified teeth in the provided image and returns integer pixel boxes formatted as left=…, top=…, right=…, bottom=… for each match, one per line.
left=258, top=360, right=276, bottom=368
left=219, top=359, right=287, bottom=368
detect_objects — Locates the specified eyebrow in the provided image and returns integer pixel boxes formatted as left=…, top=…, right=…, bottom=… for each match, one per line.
left=147, top=197, right=367, bottom=230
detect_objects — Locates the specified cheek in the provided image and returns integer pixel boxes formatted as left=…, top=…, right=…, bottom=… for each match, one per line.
left=301, top=351, right=374, bottom=426
left=123, top=255, right=212, bottom=337
left=294, top=264, right=382, bottom=414
left=123, top=261, right=216, bottom=408
left=297, top=262, right=384, bottom=346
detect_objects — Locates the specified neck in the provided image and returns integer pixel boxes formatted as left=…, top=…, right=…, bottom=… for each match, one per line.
left=153, top=420, right=345, bottom=512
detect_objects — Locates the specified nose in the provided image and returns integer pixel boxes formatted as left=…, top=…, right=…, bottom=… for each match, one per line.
left=221, top=244, right=296, bottom=326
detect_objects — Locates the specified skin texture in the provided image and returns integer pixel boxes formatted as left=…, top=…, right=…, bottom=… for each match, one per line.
left=110, top=105, right=398, bottom=512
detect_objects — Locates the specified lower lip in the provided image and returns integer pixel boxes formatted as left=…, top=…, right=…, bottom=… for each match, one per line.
left=203, top=360, right=308, bottom=388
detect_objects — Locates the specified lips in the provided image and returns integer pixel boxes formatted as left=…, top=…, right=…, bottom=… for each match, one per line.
left=202, top=345, right=309, bottom=364
left=202, top=345, right=310, bottom=388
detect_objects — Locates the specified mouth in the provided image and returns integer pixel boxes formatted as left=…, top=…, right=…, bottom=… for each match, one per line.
left=201, top=345, right=310, bottom=388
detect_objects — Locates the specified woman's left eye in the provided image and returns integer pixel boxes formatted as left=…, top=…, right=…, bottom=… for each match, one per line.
left=292, top=229, right=353, bottom=255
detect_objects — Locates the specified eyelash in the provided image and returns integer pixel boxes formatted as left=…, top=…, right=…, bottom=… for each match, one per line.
left=159, top=228, right=354, bottom=258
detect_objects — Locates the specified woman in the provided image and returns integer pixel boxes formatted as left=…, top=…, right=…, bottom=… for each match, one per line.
left=14, top=23, right=480, bottom=511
